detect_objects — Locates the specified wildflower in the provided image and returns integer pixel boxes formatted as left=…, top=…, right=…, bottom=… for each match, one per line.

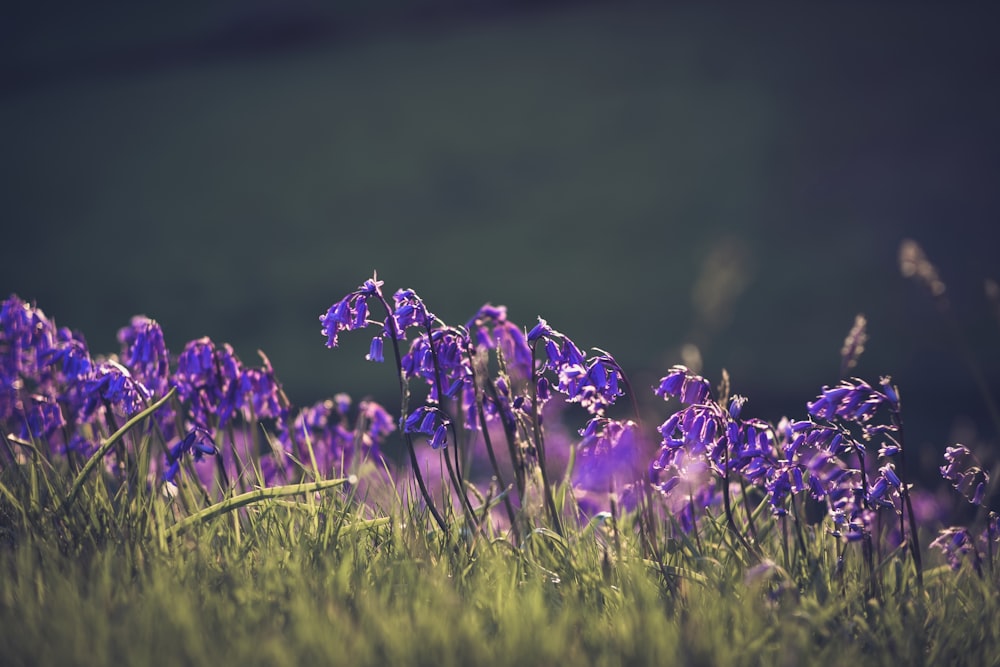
left=84, top=360, right=152, bottom=418
left=466, top=304, right=532, bottom=377
left=575, top=417, right=642, bottom=492
left=940, top=444, right=990, bottom=507
left=930, top=527, right=974, bottom=571
left=164, top=427, right=217, bottom=483
left=320, top=273, right=383, bottom=348
left=655, top=365, right=711, bottom=406
left=401, top=326, right=472, bottom=407
left=807, top=378, right=891, bottom=425
left=18, top=394, right=66, bottom=441
left=174, top=337, right=244, bottom=428
left=530, top=321, right=624, bottom=415
left=403, top=405, right=450, bottom=449
left=391, top=288, right=433, bottom=334
left=366, top=336, right=384, bottom=362
left=238, top=360, right=286, bottom=422
left=117, top=316, right=170, bottom=397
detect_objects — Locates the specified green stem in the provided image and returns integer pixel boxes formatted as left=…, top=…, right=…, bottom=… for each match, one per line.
left=164, top=477, right=352, bottom=537
left=59, top=387, right=176, bottom=514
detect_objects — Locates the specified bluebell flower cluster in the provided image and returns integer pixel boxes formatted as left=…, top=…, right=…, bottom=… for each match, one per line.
left=930, top=444, right=998, bottom=573
left=527, top=318, right=624, bottom=415
left=1, top=294, right=392, bottom=496
left=651, top=365, right=916, bottom=546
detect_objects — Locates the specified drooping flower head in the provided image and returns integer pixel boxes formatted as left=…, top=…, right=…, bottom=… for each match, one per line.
left=173, top=337, right=244, bottom=429
left=319, top=274, right=383, bottom=348
left=527, top=318, right=624, bottom=415
left=117, top=316, right=170, bottom=398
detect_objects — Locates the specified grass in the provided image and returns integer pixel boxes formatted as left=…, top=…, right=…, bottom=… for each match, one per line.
left=3, top=247, right=1000, bottom=666
left=2, top=441, right=998, bottom=667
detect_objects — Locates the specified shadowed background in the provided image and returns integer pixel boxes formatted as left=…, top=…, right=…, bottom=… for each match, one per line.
left=3, top=1, right=999, bottom=478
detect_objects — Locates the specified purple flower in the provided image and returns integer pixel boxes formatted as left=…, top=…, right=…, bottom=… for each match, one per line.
left=401, top=327, right=472, bottom=406
left=17, top=394, right=66, bottom=441
left=174, top=337, right=244, bottom=429
left=530, top=322, right=624, bottom=415
left=574, top=417, right=643, bottom=493
left=1, top=295, right=58, bottom=383
left=655, top=365, right=711, bottom=406
left=940, top=444, right=990, bottom=507
left=85, top=360, right=152, bottom=418
left=117, top=316, right=170, bottom=397
left=366, top=336, right=384, bottom=363
left=319, top=273, right=384, bottom=348
left=238, top=359, right=286, bottom=422
left=392, top=288, right=434, bottom=334
left=403, top=405, right=450, bottom=449
left=466, top=305, right=532, bottom=378
left=930, top=527, right=975, bottom=571
left=807, top=378, right=891, bottom=424
left=164, top=427, right=217, bottom=483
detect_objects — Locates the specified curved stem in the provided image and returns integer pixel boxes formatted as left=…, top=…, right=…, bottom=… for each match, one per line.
left=373, top=293, right=448, bottom=533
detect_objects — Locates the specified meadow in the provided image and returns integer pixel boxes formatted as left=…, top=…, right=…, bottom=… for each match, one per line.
left=2, top=240, right=999, bottom=666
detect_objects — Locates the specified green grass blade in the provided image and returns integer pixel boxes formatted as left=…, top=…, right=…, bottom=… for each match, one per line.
left=163, top=477, right=354, bottom=538
left=58, top=388, right=176, bottom=514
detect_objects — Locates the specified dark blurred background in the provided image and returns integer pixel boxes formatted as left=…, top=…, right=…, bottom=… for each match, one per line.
left=3, top=1, right=999, bottom=478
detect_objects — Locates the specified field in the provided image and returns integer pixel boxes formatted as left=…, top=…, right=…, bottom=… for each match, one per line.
left=3, top=252, right=1000, bottom=666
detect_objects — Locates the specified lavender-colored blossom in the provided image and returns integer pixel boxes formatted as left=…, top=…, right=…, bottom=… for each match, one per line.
left=655, top=365, right=711, bottom=406
left=16, top=394, right=66, bottom=441
left=574, top=417, right=643, bottom=493
left=807, top=378, right=893, bottom=425
left=940, top=444, right=990, bottom=507
left=117, top=316, right=170, bottom=397
left=84, top=360, right=152, bottom=419
left=403, top=405, right=450, bottom=449
left=401, top=327, right=472, bottom=405
left=319, top=274, right=383, bottom=348
left=466, top=304, right=532, bottom=378
left=366, top=336, right=384, bottom=363
left=238, top=363, right=286, bottom=422
left=1, top=295, right=58, bottom=383
left=164, top=427, right=217, bottom=483
left=174, top=337, right=244, bottom=429
left=529, top=319, right=624, bottom=415
left=275, top=397, right=390, bottom=479
left=42, top=329, right=93, bottom=382
left=930, top=527, right=975, bottom=571
left=392, top=288, right=434, bottom=334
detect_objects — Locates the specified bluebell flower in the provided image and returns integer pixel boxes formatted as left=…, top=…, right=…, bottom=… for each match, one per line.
left=391, top=288, right=435, bottom=335
left=403, top=405, right=450, bottom=449
left=17, top=394, right=66, bottom=441
left=366, top=336, right=384, bottom=363
left=930, top=527, right=975, bottom=571
left=1, top=295, right=57, bottom=381
left=940, top=444, right=990, bottom=507
left=85, top=360, right=152, bottom=418
left=807, top=378, right=891, bottom=424
left=117, top=316, right=170, bottom=397
left=655, top=365, right=711, bottom=406
left=574, top=417, right=642, bottom=493
left=529, top=322, right=624, bottom=415
left=41, top=330, right=93, bottom=382
left=400, top=327, right=474, bottom=421
left=320, top=273, right=384, bottom=348
left=466, top=305, right=533, bottom=378
left=174, top=337, right=244, bottom=429
left=164, top=427, right=217, bottom=483
left=237, top=357, right=286, bottom=422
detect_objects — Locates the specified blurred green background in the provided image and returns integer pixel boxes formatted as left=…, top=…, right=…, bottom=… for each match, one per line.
left=3, top=1, right=999, bottom=472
